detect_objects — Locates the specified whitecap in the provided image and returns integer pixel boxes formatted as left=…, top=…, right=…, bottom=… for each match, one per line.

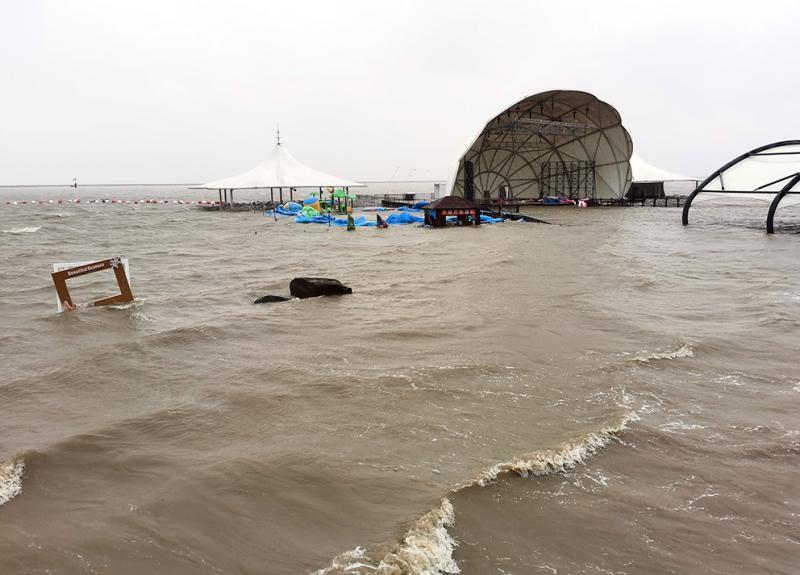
left=313, top=547, right=376, bottom=574
left=314, top=499, right=459, bottom=575
left=375, top=498, right=459, bottom=575
left=659, top=420, right=707, bottom=433
left=0, top=458, right=24, bottom=507
left=468, top=412, right=636, bottom=487
left=2, top=226, right=42, bottom=234
left=633, top=344, right=694, bottom=364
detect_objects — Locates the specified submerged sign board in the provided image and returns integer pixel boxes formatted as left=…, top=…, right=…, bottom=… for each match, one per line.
left=51, top=257, right=133, bottom=312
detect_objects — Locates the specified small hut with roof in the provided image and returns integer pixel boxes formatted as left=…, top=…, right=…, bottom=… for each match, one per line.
left=422, top=196, right=481, bottom=227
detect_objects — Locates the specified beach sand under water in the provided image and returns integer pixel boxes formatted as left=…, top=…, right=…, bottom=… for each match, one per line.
left=1, top=186, right=798, bottom=574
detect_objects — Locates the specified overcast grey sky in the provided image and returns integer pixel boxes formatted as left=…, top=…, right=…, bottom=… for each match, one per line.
left=1, top=0, right=798, bottom=185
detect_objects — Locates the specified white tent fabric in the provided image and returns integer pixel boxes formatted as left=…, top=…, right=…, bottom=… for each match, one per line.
left=447, top=90, right=632, bottom=200
left=191, top=144, right=364, bottom=190
left=630, top=153, right=696, bottom=182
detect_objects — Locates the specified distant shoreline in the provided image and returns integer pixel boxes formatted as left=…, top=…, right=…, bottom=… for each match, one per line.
left=0, top=180, right=447, bottom=188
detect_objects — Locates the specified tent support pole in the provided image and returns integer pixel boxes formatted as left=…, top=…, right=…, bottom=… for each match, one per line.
left=767, top=174, right=800, bottom=233
left=290, top=187, right=294, bottom=202
left=279, top=187, right=283, bottom=203
left=218, top=189, right=222, bottom=210
left=681, top=189, right=699, bottom=225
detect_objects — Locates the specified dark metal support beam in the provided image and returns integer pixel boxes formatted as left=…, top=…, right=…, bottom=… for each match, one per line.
left=681, top=188, right=700, bottom=225
left=755, top=172, right=800, bottom=191
left=464, top=160, right=475, bottom=201
left=683, top=140, right=800, bottom=226
left=767, top=173, right=800, bottom=234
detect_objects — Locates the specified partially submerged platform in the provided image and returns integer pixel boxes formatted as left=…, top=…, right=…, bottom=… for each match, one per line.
left=197, top=201, right=277, bottom=212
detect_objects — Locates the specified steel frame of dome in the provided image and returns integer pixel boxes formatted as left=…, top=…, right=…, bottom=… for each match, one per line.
left=449, top=90, right=633, bottom=201
left=682, top=140, right=800, bottom=234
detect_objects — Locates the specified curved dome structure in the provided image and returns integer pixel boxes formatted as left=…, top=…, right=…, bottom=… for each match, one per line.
left=449, top=90, right=632, bottom=201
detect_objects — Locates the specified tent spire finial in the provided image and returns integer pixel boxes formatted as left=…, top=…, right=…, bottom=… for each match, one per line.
left=276, top=124, right=281, bottom=146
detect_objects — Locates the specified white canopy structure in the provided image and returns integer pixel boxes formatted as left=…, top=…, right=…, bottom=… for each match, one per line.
left=628, top=153, right=698, bottom=199
left=191, top=138, right=364, bottom=205
left=630, top=153, right=696, bottom=183
left=448, top=90, right=632, bottom=201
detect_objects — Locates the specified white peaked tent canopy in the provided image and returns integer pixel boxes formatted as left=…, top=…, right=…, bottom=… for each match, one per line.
left=630, top=153, right=696, bottom=183
left=448, top=90, right=633, bottom=200
left=192, top=143, right=364, bottom=192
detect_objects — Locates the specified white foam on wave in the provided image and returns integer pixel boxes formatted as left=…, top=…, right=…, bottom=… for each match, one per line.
left=659, top=420, right=707, bottom=433
left=633, top=343, right=694, bottom=364
left=468, top=412, right=637, bottom=487
left=375, top=498, right=459, bottom=575
left=2, top=226, right=42, bottom=234
left=313, top=499, right=459, bottom=575
left=0, top=458, right=24, bottom=507
left=313, top=546, right=374, bottom=574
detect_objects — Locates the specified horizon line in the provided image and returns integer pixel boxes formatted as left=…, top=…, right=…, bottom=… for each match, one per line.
left=0, top=179, right=448, bottom=189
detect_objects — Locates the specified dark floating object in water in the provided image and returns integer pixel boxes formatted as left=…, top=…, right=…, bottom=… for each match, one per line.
left=491, top=211, right=551, bottom=224
left=289, top=278, right=353, bottom=299
left=253, top=294, right=290, bottom=304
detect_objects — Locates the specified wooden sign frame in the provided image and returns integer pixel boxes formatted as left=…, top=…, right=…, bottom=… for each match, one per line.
left=51, top=257, right=133, bottom=312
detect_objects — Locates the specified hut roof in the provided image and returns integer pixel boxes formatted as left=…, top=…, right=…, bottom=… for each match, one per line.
left=423, top=195, right=479, bottom=210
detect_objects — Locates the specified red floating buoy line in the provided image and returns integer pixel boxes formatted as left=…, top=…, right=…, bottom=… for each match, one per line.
left=4, top=199, right=218, bottom=206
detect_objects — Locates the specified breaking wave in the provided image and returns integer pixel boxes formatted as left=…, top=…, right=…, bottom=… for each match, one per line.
left=315, top=499, right=458, bottom=575
left=467, top=412, right=637, bottom=488
left=0, top=458, right=24, bottom=507
left=633, top=344, right=694, bottom=364
left=314, top=414, right=635, bottom=575
left=375, top=499, right=459, bottom=575
left=2, top=226, right=41, bottom=234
